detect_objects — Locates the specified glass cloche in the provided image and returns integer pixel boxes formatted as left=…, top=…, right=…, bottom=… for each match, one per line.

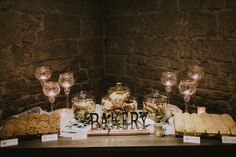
left=101, top=82, right=137, bottom=113
left=72, top=91, right=96, bottom=121
left=143, top=89, right=167, bottom=122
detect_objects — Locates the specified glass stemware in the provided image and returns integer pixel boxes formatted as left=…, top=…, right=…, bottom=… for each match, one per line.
left=187, top=65, right=204, bottom=83
left=43, top=81, right=61, bottom=111
left=161, top=72, right=177, bottom=104
left=35, top=66, right=51, bottom=86
left=58, top=72, right=75, bottom=108
left=178, top=80, right=197, bottom=113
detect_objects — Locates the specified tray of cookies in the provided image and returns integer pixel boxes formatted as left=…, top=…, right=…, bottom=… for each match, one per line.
left=0, top=111, right=60, bottom=140
left=174, top=112, right=236, bottom=137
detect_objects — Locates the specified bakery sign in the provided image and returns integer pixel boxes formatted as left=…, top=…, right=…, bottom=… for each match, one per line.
left=90, top=111, right=148, bottom=130
left=88, top=111, right=150, bottom=136
left=60, top=110, right=150, bottom=136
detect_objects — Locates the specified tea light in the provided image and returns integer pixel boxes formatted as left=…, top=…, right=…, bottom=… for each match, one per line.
left=197, top=106, right=206, bottom=114
left=165, top=80, right=172, bottom=86
left=192, top=74, right=199, bottom=80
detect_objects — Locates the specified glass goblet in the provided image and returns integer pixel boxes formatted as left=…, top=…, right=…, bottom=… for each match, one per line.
left=43, top=81, right=61, bottom=111
left=161, top=72, right=177, bottom=104
left=187, top=65, right=204, bottom=83
left=178, top=80, right=197, bottom=113
left=35, top=66, right=51, bottom=86
left=58, top=72, right=75, bottom=108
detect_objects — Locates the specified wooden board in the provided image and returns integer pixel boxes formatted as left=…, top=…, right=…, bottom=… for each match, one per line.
left=88, top=129, right=150, bottom=136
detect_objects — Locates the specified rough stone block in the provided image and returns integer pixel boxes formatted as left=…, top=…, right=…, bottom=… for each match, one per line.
left=79, top=39, right=103, bottom=56
left=33, top=40, right=78, bottom=62
left=181, top=40, right=232, bottom=62
left=0, top=48, right=14, bottom=81
left=127, top=55, right=147, bottom=65
left=81, top=17, right=103, bottom=39
left=57, top=0, right=82, bottom=15
left=218, top=11, right=236, bottom=38
left=106, top=38, right=135, bottom=55
left=197, top=89, right=232, bottom=101
left=106, top=16, right=140, bottom=38
left=141, top=12, right=182, bottom=38
left=202, top=60, right=219, bottom=75
left=137, top=0, right=158, bottom=12
left=179, top=0, right=204, bottom=10
left=226, top=0, right=236, bottom=8
left=106, top=0, right=137, bottom=15
left=105, top=55, right=126, bottom=75
left=204, top=0, right=225, bottom=10
left=41, top=13, right=80, bottom=40
left=134, top=38, right=178, bottom=57
left=82, top=0, right=103, bottom=16
left=12, top=45, right=32, bottom=67
left=88, top=65, right=103, bottom=79
left=158, top=0, right=178, bottom=11
left=0, top=10, right=22, bottom=47
left=188, top=12, right=217, bottom=38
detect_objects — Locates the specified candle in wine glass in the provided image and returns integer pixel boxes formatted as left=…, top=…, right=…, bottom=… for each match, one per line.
left=58, top=72, right=75, bottom=108
left=178, top=80, right=197, bottom=113
left=35, top=66, right=51, bottom=86
left=43, top=81, right=61, bottom=111
left=187, top=65, right=204, bottom=82
left=161, top=72, right=177, bottom=104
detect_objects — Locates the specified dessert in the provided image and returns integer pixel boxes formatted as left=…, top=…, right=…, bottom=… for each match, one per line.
left=183, top=112, right=196, bottom=134
left=174, top=113, right=235, bottom=136
left=211, top=114, right=230, bottom=135
left=191, top=113, right=205, bottom=134
left=0, top=111, right=60, bottom=139
left=173, top=112, right=185, bottom=133
left=221, top=114, right=236, bottom=129
left=72, top=90, right=96, bottom=121
left=102, top=83, right=137, bottom=113
left=143, top=90, right=167, bottom=122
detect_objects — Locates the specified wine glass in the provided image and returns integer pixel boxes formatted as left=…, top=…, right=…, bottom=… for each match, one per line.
left=178, top=80, right=197, bottom=113
left=43, top=81, right=61, bottom=111
left=58, top=72, right=75, bottom=108
left=187, top=65, right=204, bottom=83
left=161, top=72, right=177, bottom=104
left=35, top=66, right=51, bottom=86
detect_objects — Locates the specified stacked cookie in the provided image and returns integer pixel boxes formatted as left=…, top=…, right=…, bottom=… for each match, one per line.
left=0, top=112, right=60, bottom=139
left=174, top=112, right=236, bottom=136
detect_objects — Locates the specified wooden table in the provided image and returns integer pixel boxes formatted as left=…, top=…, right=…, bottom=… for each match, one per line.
left=1, top=135, right=236, bottom=156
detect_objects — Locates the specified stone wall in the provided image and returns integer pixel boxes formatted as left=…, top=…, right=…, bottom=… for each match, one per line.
left=0, top=0, right=105, bottom=120
left=104, top=0, right=236, bottom=118
left=0, top=0, right=236, bottom=121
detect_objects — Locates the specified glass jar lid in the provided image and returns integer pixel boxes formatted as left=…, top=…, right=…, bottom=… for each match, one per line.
left=108, top=82, right=130, bottom=94
left=144, top=89, right=167, bottom=103
left=72, top=90, right=94, bottom=102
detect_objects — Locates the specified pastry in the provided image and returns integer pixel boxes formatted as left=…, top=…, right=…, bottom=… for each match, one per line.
left=40, top=114, right=50, bottom=121
left=191, top=113, right=205, bottom=134
left=221, top=114, right=236, bottom=129
left=211, top=114, right=230, bottom=135
left=201, top=113, right=218, bottom=134
left=49, top=112, right=60, bottom=132
left=27, top=119, right=39, bottom=135
left=38, top=121, right=50, bottom=134
left=183, top=112, right=196, bottom=134
left=14, top=121, right=27, bottom=136
left=0, top=112, right=61, bottom=139
left=230, top=125, right=236, bottom=135
left=174, top=112, right=185, bottom=133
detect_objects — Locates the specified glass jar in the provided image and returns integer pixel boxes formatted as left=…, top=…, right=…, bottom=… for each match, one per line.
left=143, top=89, right=167, bottom=122
left=101, top=82, right=137, bottom=113
left=72, top=91, right=96, bottom=121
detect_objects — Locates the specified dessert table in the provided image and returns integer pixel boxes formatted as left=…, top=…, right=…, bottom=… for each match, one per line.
left=1, top=135, right=236, bottom=156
